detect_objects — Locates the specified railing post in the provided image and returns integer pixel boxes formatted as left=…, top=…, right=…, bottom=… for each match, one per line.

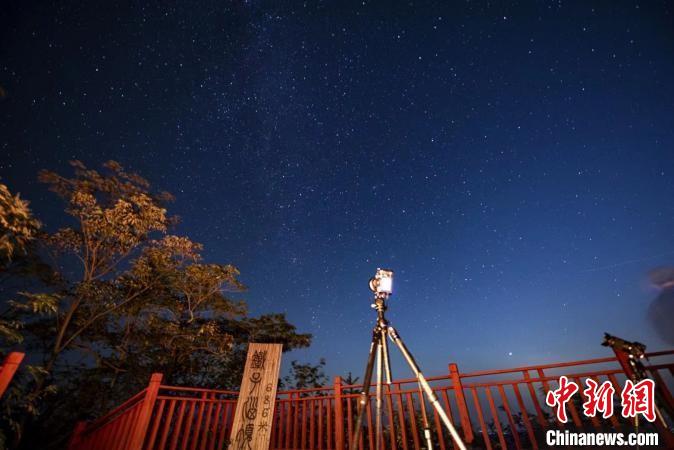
left=334, top=376, right=344, bottom=450
left=127, top=373, right=163, bottom=450
left=449, top=363, right=474, bottom=443
left=68, top=421, right=87, bottom=450
left=0, top=352, right=25, bottom=398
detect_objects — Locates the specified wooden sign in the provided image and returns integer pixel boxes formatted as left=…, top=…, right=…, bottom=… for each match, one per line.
left=229, top=343, right=283, bottom=450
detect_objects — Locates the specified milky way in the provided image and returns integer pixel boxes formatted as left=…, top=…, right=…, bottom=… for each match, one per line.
left=2, top=1, right=673, bottom=377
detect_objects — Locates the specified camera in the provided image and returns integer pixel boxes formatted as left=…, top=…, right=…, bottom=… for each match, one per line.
left=602, top=333, right=647, bottom=358
left=369, top=268, right=394, bottom=296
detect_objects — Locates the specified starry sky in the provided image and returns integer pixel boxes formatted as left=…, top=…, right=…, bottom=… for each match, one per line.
left=2, top=1, right=674, bottom=380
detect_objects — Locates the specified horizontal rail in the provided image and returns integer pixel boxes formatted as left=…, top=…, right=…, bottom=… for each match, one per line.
left=158, top=385, right=238, bottom=395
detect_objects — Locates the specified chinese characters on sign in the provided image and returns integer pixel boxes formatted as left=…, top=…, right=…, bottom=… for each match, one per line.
left=545, top=376, right=656, bottom=423
left=228, top=343, right=283, bottom=450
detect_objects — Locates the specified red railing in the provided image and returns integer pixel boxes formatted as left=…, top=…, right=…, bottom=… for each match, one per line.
left=0, top=352, right=25, bottom=399
left=69, top=374, right=163, bottom=450
left=69, top=349, right=674, bottom=450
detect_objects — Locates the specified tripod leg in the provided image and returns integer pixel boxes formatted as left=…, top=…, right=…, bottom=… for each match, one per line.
left=381, top=329, right=392, bottom=384
left=376, top=338, right=383, bottom=450
left=350, top=330, right=380, bottom=450
left=381, top=329, right=398, bottom=449
left=417, top=381, right=434, bottom=450
left=388, top=326, right=467, bottom=450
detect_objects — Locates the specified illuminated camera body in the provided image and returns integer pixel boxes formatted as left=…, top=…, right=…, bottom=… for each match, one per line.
left=369, top=268, right=394, bottom=296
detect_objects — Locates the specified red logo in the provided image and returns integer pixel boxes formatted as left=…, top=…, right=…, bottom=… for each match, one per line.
left=620, top=379, right=656, bottom=422
left=546, top=376, right=656, bottom=423
left=582, top=379, right=615, bottom=419
left=545, top=376, right=579, bottom=423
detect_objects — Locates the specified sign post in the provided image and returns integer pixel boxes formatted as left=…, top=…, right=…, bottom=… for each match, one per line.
left=229, top=343, right=283, bottom=450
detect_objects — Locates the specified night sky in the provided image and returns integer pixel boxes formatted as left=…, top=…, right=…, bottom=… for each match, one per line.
left=2, top=2, right=674, bottom=380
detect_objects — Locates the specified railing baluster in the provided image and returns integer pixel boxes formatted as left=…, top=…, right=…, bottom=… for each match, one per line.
left=511, top=383, right=537, bottom=449
left=439, top=388, right=454, bottom=448
left=384, top=384, right=397, bottom=450
left=301, top=396, right=308, bottom=449
left=212, top=397, right=222, bottom=449
left=405, top=391, right=420, bottom=450
left=145, top=398, right=166, bottom=450
left=121, top=407, right=138, bottom=450
left=470, top=387, right=491, bottom=450
left=180, top=400, right=198, bottom=450
left=208, top=400, right=222, bottom=450
left=199, top=393, right=215, bottom=450
left=346, top=395, right=354, bottom=450
left=498, top=384, right=522, bottom=450
left=169, top=401, right=188, bottom=450
left=359, top=396, right=365, bottom=450
left=122, top=408, right=139, bottom=450
left=333, top=377, right=343, bottom=450
left=273, top=400, right=282, bottom=449
left=431, top=397, right=446, bottom=450
left=485, top=387, right=506, bottom=450
left=394, top=382, right=409, bottom=450
left=121, top=407, right=139, bottom=450
left=270, top=400, right=278, bottom=449
left=293, top=393, right=300, bottom=450
left=539, top=368, right=565, bottom=430
left=523, top=371, right=547, bottom=428
left=215, top=401, right=231, bottom=450
left=318, top=397, right=324, bottom=449
left=327, top=397, right=334, bottom=450
left=309, top=398, right=315, bottom=450
left=285, top=399, right=293, bottom=449
left=190, top=392, right=207, bottom=450
left=366, top=396, right=375, bottom=450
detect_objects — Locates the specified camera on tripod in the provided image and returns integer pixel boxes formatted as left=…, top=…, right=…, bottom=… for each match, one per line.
left=369, top=268, right=394, bottom=296
left=352, top=268, right=467, bottom=450
left=602, top=333, right=647, bottom=359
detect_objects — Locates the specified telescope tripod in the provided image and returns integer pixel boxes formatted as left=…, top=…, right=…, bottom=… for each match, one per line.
left=350, top=297, right=467, bottom=450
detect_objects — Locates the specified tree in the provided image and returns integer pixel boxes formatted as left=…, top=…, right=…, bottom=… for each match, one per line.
left=282, top=358, right=328, bottom=391
left=1, top=161, right=176, bottom=445
left=342, top=371, right=360, bottom=394
left=12, top=161, right=172, bottom=397
left=0, top=161, right=312, bottom=448
left=0, top=183, right=40, bottom=266
left=0, top=182, right=43, bottom=346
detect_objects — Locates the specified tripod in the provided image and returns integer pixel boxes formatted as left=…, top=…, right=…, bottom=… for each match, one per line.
left=350, top=289, right=467, bottom=450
